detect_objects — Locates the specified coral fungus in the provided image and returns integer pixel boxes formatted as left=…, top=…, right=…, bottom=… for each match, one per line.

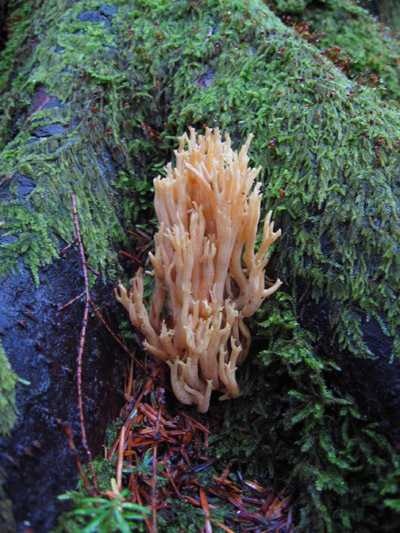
left=116, top=128, right=281, bottom=412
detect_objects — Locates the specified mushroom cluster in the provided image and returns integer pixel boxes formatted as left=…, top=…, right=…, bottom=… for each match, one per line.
left=116, top=128, right=281, bottom=412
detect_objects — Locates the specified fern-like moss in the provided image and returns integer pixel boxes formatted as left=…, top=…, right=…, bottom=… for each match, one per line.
left=0, top=342, right=17, bottom=435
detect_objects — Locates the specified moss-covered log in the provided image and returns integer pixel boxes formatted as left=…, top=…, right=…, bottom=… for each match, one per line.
left=1, top=0, right=400, bottom=531
left=122, top=0, right=400, bottom=425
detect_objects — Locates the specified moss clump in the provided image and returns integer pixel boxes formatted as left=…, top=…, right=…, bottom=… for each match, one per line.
left=0, top=0, right=175, bottom=282
left=0, top=1, right=35, bottom=92
left=0, top=0, right=49, bottom=147
left=305, top=1, right=400, bottom=102
left=268, top=0, right=313, bottom=14
left=273, top=0, right=400, bottom=103
left=56, top=487, right=149, bottom=533
left=212, top=293, right=400, bottom=531
left=0, top=342, right=17, bottom=435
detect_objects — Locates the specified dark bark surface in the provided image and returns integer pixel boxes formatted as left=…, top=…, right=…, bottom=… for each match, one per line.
left=0, top=251, right=124, bottom=531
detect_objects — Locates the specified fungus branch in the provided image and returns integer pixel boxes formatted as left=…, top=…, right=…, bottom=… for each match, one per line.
left=116, top=128, right=282, bottom=412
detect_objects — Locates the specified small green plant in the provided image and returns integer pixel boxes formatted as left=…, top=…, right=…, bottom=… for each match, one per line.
left=56, top=479, right=150, bottom=533
left=0, top=343, right=17, bottom=435
left=115, top=170, right=155, bottom=229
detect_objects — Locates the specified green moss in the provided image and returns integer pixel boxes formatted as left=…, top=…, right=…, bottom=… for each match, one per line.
left=158, top=499, right=229, bottom=532
left=272, top=0, right=400, bottom=103
left=0, top=1, right=35, bottom=93
left=0, top=342, right=17, bottom=435
left=56, top=487, right=149, bottom=532
left=212, top=293, right=400, bottom=531
left=3, top=1, right=399, bottom=347
left=0, top=1, right=131, bottom=281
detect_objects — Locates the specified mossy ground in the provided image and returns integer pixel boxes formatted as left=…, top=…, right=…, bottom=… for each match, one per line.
left=0, top=0, right=131, bottom=283
left=288, top=0, right=400, bottom=104
left=1, top=0, right=400, bottom=530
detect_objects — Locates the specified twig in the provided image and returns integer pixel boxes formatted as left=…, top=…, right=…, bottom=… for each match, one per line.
left=90, top=301, right=144, bottom=369
left=200, top=487, right=213, bottom=533
left=57, top=291, right=85, bottom=312
left=118, top=249, right=143, bottom=266
left=59, top=241, right=75, bottom=256
left=116, top=425, right=126, bottom=492
left=151, top=401, right=161, bottom=533
left=125, top=358, right=135, bottom=400
left=71, top=193, right=97, bottom=490
left=88, top=264, right=100, bottom=277
left=112, top=359, right=292, bottom=532
left=62, top=422, right=91, bottom=492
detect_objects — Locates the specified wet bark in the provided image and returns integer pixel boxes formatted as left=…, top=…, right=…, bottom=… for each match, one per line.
left=0, top=255, right=125, bottom=531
